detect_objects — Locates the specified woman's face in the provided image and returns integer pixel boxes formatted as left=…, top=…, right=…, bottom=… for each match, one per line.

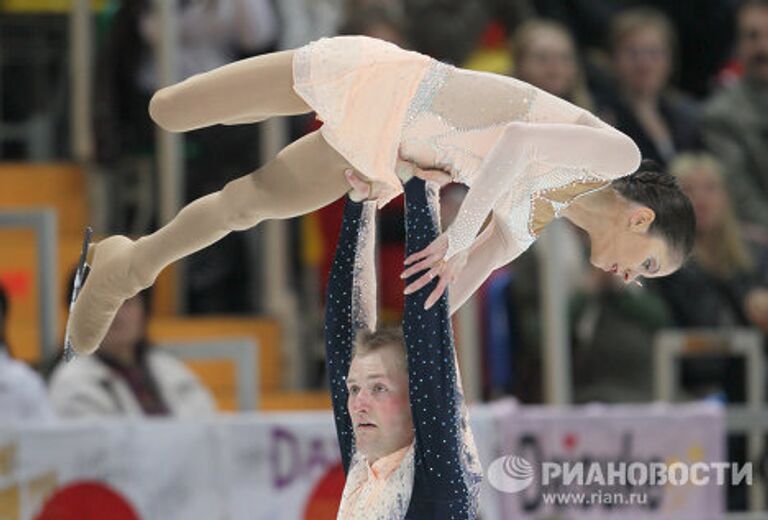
left=677, top=167, right=727, bottom=234
left=100, top=295, right=146, bottom=355
left=614, top=27, right=671, bottom=97
left=516, top=29, right=578, bottom=98
left=589, top=206, right=680, bottom=284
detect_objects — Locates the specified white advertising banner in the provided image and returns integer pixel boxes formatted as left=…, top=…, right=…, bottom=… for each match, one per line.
left=0, top=402, right=725, bottom=520
left=488, top=401, right=727, bottom=520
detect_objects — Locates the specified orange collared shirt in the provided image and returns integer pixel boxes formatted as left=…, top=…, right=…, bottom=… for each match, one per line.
left=339, top=444, right=412, bottom=519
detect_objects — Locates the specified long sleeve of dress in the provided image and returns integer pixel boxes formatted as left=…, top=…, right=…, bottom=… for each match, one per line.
left=402, top=178, right=482, bottom=518
left=324, top=198, right=377, bottom=474
left=444, top=120, right=642, bottom=260
left=447, top=212, right=524, bottom=314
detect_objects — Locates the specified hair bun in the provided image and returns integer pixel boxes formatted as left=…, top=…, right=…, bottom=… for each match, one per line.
left=629, top=160, right=678, bottom=190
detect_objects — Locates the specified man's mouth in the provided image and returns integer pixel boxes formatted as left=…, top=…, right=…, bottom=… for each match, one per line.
left=356, top=422, right=377, bottom=429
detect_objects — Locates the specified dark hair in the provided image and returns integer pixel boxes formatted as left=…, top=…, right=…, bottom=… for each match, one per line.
left=339, top=5, right=408, bottom=41
left=740, top=0, right=768, bottom=14
left=611, top=159, right=696, bottom=261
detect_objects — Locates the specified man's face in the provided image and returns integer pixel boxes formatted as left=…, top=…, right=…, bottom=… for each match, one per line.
left=738, top=5, right=768, bottom=84
left=346, top=347, right=413, bottom=463
left=613, top=27, right=671, bottom=97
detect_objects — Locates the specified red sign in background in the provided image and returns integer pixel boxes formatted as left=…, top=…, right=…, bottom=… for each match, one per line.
left=34, top=482, right=140, bottom=520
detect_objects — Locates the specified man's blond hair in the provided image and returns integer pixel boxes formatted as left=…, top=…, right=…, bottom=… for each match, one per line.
left=352, top=326, right=407, bottom=374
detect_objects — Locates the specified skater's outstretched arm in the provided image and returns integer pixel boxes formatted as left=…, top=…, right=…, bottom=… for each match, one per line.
left=401, top=178, right=481, bottom=518
left=149, top=49, right=311, bottom=132
left=447, top=212, right=525, bottom=314
left=402, top=120, right=641, bottom=308
left=447, top=121, right=641, bottom=261
left=324, top=195, right=377, bottom=473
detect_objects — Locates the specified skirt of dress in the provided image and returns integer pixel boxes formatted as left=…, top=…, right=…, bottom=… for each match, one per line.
left=292, top=35, right=432, bottom=207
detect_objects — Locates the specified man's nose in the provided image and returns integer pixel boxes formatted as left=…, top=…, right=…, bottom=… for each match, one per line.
left=350, top=391, right=370, bottom=412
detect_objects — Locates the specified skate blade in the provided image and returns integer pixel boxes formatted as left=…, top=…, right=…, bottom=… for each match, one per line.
left=63, top=227, right=93, bottom=361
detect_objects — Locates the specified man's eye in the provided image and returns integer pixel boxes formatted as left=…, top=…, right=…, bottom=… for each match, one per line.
left=348, top=386, right=359, bottom=395
left=373, top=384, right=387, bottom=393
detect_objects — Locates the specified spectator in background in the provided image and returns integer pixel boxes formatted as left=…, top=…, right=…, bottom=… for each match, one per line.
left=648, top=153, right=768, bottom=410
left=701, top=0, right=768, bottom=229
left=570, top=269, right=671, bottom=403
left=49, top=286, right=215, bottom=418
left=506, top=19, right=594, bottom=402
left=0, top=284, right=56, bottom=423
left=402, top=0, right=488, bottom=64
left=277, top=0, right=402, bottom=50
left=277, top=0, right=345, bottom=50
left=511, top=19, right=594, bottom=110
left=95, top=0, right=278, bottom=313
left=339, top=3, right=408, bottom=47
left=649, top=153, right=768, bottom=333
left=96, top=0, right=278, bottom=168
left=600, top=7, right=700, bottom=167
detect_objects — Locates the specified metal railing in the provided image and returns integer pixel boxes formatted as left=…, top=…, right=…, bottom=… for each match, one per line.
left=655, top=328, right=766, bottom=515
left=0, top=209, right=58, bottom=358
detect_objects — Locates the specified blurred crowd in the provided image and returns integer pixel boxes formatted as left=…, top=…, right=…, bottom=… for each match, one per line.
left=2, top=0, right=768, bottom=438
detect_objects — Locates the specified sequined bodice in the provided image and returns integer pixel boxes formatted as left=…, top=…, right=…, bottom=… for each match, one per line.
left=398, top=60, right=621, bottom=260
left=400, top=62, right=538, bottom=185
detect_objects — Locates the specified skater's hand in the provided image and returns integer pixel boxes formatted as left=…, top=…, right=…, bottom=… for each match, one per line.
left=344, top=169, right=374, bottom=202
left=396, top=158, right=452, bottom=186
left=401, top=233, right=468, bottom=309
left=414, top=166, right=452, bottom=186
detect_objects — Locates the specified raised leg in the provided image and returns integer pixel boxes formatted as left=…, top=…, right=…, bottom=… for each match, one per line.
left=67, top=130, right=351, bottom=355
left=149, top=49, right=312, bottom=132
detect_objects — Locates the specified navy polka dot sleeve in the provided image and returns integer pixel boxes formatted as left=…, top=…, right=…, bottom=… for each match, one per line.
left=402, top=178, right=482, bottom=519
left=324, top=197, right=374, bottom=474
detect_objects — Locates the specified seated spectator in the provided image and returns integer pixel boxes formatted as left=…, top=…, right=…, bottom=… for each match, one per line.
left=599, top=7, right=700, bottom=167
left=571, top=269, right=672, bottom=403
left=49, top=287, right=215, bottom=418
left=701, top=0, right=768, bottom=228
left=511, top=19, right=594, bottom=110
left=339, top=3, right=408, bottom=47
left=507, top=20, right=595, bottom=401
left=0, top=284, right=56, bottom=424
left=649, top=153, right=768, bottom=334
left=650, top=155, right=768, bottom=428
left=96, top=0, right=278, bottom=312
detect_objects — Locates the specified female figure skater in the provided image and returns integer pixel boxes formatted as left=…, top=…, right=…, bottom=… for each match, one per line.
left=326, top=174, right=480, bottom=518
left=66, top=35, right=694, bottom=356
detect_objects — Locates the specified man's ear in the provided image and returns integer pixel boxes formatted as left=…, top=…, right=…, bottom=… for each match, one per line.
left=629, top=206, right=656, bottom=233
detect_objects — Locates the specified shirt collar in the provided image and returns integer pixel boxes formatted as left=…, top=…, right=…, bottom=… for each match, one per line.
left=365, top=443, right=412, bottom=481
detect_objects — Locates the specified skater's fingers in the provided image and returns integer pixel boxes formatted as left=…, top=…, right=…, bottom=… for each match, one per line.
left=403, top=269, right=436, bottom=295
left=344, top=169, right=371, bottom=201
left=424, top=275, right=449, bottom=309
left=404, top=244, right=435, bottom=266
left=401, top=253, right=441, bottom=279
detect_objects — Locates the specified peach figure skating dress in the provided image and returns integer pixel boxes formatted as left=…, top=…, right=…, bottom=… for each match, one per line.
left=292, top=36, right=641, bottom=305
